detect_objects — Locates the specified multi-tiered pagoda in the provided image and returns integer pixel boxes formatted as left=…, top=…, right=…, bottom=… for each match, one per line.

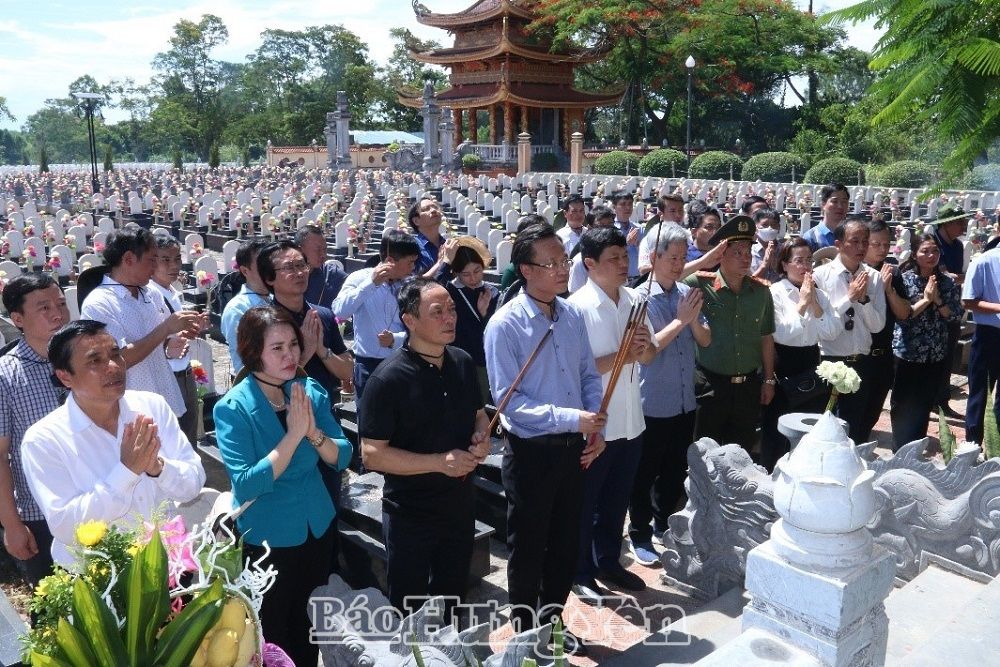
left=399, top=0, right=623, bottom=153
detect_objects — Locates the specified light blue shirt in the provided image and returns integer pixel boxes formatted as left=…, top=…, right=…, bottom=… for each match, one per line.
left=640, top=282, right=701, bottom=418
left=221, top=284, right=269, bottom=373
left=802, top=222, right=835, bottom=252
left=962, top=248, right=1000, bottom=329
left=615, top=219, right=645, bottom=278
left=331, top=267, right=406, bottom=359
left=484, top=293, right=603, bottom=438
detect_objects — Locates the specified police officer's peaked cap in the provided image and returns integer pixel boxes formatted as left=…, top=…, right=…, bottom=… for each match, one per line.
left=708, top=215, right=755, bottom=247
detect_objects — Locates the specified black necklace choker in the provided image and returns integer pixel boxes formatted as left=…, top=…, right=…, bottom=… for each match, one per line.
left=411, top=347, right=445, bottom=360
left=527, top=293, right=557, bottom=309
left=253, top=374, right=286, bottom=388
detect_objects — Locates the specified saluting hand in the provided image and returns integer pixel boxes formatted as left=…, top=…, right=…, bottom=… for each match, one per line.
left=701, top=239, right=728, bottom=266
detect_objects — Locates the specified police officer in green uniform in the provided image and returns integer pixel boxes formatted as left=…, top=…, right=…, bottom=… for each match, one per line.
left=684, top=215, right=777, bottom=451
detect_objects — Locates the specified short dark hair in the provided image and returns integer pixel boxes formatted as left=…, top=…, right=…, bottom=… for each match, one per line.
left=866, top=219, right=890, bottom=236
left=294, top=224, right=324, bottom=246
left=516, top=214, right=548, bottom=231
left=563, top=194, right=585, bottom=211
left=609, top=191, right=632, bottom=205
left=236, top=238, right=267, bottom=269
left=256, top=240, right=302, bottom=291
left=236, top=306, right=304, bottom=373
left=590, top=205, right=615, bottom=225
left=511, top=223, right=558, bottom=280
left=378, top=229, right=420, bottom=262
left=741, top=196, right=767, bottom=214
left=834, top=217, right=869, bottom=243
left=103, top=227, right=154, bottom=267
left=777, top=237, right=812, bottom=278
left=657, top=193, right=685, bottom=212
left=2, top=273, right=59, bottom=315
left=821, top=183, right=849, bottom=204
left=451, top=246, right=484, bottom=274
left=406, top=196, right=438, bottom=228
left=153, top=234, right=181, bottom=251
left=579, top=226, right=626, bottom=265
left=689, top=204, right=722, bottom=230
left=752, top=207, right=779, bottom=225
left=49, top=319, right=107, bottom=375
left=397, top=276, right=443, bottom=324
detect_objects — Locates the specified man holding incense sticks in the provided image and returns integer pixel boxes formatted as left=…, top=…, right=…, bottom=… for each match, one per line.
left=685, top=215, right=776, bottom=451
left=568, top=227, right=653, bottom=602
left=485, top=223, right=605, bottom=656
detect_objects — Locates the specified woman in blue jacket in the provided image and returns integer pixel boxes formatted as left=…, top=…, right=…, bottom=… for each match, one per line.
left=214, top=306, right=352, bottom=667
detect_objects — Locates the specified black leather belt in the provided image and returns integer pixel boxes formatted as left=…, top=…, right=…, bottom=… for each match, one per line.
left=702, top=368, right=760, bottom=384
left=508, top=433, right=584, bottom=447
left=869, top=348, right=889, bottom=357
left=824, top=354, right=862, bottom=363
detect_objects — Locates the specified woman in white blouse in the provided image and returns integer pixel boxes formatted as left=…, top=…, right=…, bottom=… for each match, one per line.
left=761, top=237, right=840, bottom=468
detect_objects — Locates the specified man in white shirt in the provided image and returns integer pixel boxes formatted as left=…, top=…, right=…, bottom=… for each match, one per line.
left=556, top=195, right=587, bottom=254
left=568, top=227, right=652, bottom=601
left=22, top=320, right=206, bottom=567
left=638, top=193, right=686, bottom=274
left=568, top=206, right=615, bottom=293
left=81, top=227, right=202, bottom=420
left=813, top=219, right=887, bottom=443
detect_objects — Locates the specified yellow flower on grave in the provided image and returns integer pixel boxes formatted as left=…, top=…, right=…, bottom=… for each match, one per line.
left=75, top=520, right=108, bottom=547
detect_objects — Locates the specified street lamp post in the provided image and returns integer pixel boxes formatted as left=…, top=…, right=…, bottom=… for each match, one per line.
left=685, top=55, right=695, bottom=173
left=73, top=92, right=103, bottom=195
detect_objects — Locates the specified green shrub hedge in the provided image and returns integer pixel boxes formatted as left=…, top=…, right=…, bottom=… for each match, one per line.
left=594, top=150, right=641, bottom=175
left=688, top=151, right=744, bottom=180
left=638, top=148, right=687, bottom=177
left=531, top=151, right=560, bottom=172
left=805, top=157, right=865, bottom=186
left=740, top=152, right=809, bottom=182
left=871, top=161, right=934, bottom=188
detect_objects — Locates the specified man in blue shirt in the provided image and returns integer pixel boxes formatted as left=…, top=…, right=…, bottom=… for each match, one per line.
left=221, top=239, right=269, bottom=375
left=485, top=223, right=605, bottom=656
left=962, top=246, right=1000, bottom=444
left=296, top=224, right=347, bottom=310
left=333, top=230, right=420, bottom=400
left=802, top=183, right=849, bottom=252
left=609, top=191, right=644, bottom=279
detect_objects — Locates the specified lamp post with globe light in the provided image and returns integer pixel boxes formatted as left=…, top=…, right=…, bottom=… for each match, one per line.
left=685, top=55, right=695, bottom=173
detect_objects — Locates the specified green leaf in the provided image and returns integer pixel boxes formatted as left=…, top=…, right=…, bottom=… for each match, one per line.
left=150, top=599, right=222, bottom=667
left=29, top=652, right=73, bottom=667
left=154, top=578, right=224, bottom=653
left=123, top=528, right=171, bottom=666
left=69, top=578, right=128, bottom=667
left=938, top=408, right=956, bottom=463
left=984, top=381, right=1000, bottom=460
left=955, top=38, right=1000, bottom=77
left=54, top=618, right=98, bottom=667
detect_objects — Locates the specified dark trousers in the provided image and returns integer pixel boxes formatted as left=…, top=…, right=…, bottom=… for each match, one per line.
left=503, top=434, right=585, bottom=631
left=353, top=355, right=384, bottom=404
left=936, top=319, right=962, bottom=405
left=629, top=412, right=696, bottom=544
left=891, top=357, right=946, bottom=450
left=965, top=325, right=1000, bottom=443
left=695, top=369, right=762, bottom=451
left=762, top=345, right=823, bottom=470
left=317, top=463, right=341, bottom=576
left=576, top=435, right=642, bottom=581
left=383, top=500, right=474, bottom=618
left=822, top=355, right=875, bottom=444
left=174, top=367, right=199, bottom=446
left=3, top=519, right=55, bottom=589
left=860, top=348, right=895, bottom=441
left=244, top=527, right=334, bottom=667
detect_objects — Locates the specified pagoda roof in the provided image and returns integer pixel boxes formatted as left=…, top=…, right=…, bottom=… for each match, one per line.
left=412, top=36, right=601, bottom=65
left=413, top=0, right=535, bottom=28
left=398, top=81, right=624, bottom=110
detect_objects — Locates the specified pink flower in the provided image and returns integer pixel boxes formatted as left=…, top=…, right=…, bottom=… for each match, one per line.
left=28, top=246, right=37, bottom=258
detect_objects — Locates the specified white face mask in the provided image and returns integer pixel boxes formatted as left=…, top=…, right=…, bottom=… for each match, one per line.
left=757, top=227, right=780, bottom=243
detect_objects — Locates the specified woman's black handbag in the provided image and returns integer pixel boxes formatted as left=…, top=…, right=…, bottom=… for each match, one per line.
left=778, top=370, right=827, bottom=408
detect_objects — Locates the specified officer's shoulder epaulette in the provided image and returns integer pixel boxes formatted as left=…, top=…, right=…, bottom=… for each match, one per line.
left=694, top=271, right=715, bottom=280
left=749, top=276, right=771, bottom=288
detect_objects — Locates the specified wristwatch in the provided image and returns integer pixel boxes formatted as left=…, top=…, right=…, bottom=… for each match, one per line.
left=763, top=376, right=778, bottom=386
left=323, top=347, right=334, bottom=360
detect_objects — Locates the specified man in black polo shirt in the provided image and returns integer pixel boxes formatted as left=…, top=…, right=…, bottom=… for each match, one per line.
left=360, top=277, right=490, bottom=617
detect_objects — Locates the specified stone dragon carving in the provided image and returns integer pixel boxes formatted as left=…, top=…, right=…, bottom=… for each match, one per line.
left=660, top=437, right=1000, bottom=595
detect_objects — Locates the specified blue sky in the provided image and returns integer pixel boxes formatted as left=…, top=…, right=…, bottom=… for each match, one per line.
left=0, top=0, right=878, bottom=130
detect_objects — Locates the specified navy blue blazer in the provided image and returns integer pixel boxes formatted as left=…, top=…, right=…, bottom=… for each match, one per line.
left=213, top=375, right=352, bottom=547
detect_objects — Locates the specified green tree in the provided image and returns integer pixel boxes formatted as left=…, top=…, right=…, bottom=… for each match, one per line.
left=0, top=96, right=14, bottom=123
left=373, top=27, right=446, bottom=131
left=827, top=0, right=1000, bottom=174
left=38, top=145, right=49, bottom=173
left=208, top=141, right=220, bottom=168
left=103, top=144, right=113, bottom=171
left=152, top=14, right=233, bottom=159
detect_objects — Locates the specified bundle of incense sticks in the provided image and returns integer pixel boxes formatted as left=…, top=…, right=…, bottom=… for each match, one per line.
left=596, top=297, right=649, bottom=416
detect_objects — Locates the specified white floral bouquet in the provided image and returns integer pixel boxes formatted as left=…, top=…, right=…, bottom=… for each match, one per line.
left=816, top=360, right=862, bottom=412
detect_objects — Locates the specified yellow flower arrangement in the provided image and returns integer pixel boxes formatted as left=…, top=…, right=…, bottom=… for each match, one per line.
left=74, top=519, right=108, bottom=547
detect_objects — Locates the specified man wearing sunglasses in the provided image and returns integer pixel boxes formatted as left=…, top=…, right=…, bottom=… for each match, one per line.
left=813, top=218, right=887, bottom=443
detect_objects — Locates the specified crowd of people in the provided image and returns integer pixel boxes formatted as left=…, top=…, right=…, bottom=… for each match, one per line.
left=1, top=180, right=999, bottom=661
